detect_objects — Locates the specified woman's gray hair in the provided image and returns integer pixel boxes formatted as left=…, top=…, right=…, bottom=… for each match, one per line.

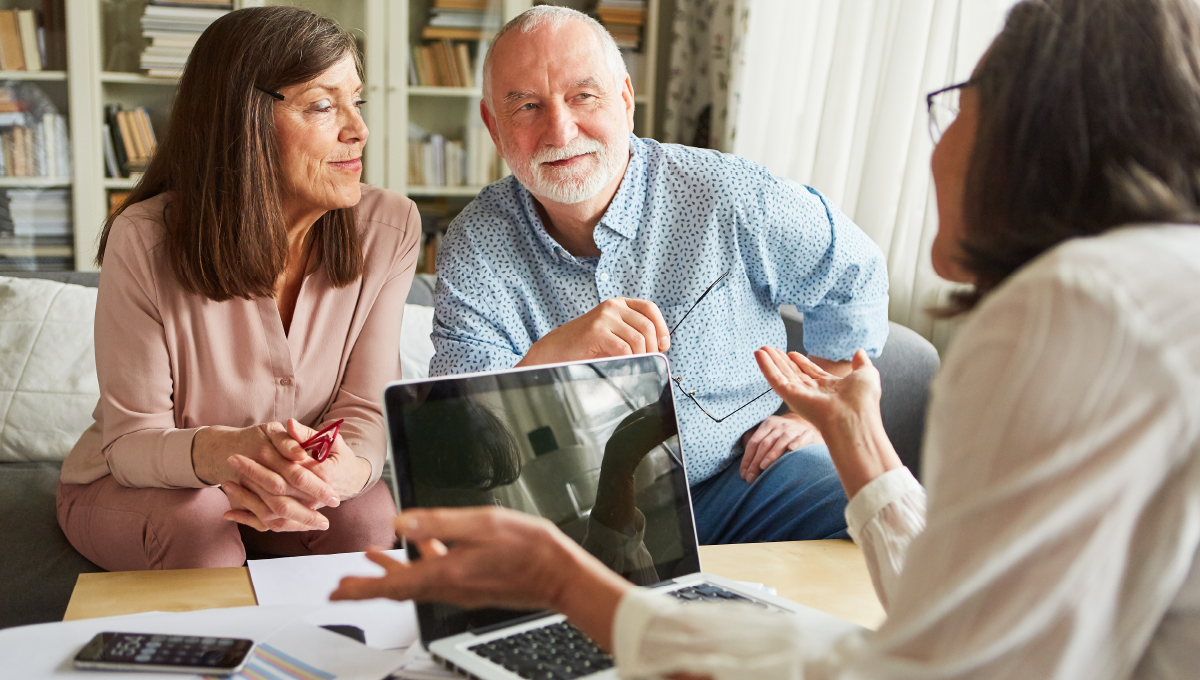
left=481, top=5, right=628, bottom=108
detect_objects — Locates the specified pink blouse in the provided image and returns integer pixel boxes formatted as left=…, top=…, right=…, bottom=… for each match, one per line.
left=62, top=185, right=420, bottom=490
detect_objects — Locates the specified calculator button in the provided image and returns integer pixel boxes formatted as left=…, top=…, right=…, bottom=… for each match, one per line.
left=135, top=654, right=152, bottom=662
left=168, top=636, right=183, bottom=643
left=217, top=639, right=234, bottom=647
left=184, top=637, right=200, bottom=644
left=202, top=637, right=217, bottom=645
left=151, top=635, right=165, bottom=642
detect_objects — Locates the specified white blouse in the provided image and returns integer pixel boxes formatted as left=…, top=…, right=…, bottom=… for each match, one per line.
left=612, top=225, right=1200, bottom=680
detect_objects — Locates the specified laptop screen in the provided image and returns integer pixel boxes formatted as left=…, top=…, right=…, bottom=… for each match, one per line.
left=383, top=354, right=701, bottom=644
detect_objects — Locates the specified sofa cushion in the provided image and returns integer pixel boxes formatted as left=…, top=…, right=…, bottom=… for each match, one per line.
left=0, top=276, right=99, bottom=463
left=400, top=304, right=436, bottom=381
left=0, top=461, right=103, bottom=628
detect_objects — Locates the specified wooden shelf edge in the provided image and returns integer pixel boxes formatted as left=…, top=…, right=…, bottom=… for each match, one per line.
left=0, top=70, right=67, bottom=81
left=101, top=72, right=180, bottom=85
left=406, top=185, right=485, bottom=197
left=408, top=86, right=483, bottom=97
left=0, top=177, right=72, bottom=187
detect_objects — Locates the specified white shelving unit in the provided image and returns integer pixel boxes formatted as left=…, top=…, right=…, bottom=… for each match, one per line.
left=47, top=0, right=662, bottom=272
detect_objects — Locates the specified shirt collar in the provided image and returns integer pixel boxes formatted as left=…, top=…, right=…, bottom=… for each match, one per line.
left=597, top=134, right=646, bottom=241
left=516, top=134, right=646, bottom=259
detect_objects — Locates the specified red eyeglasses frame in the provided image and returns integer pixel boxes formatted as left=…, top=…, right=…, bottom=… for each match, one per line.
left=300, top=419, right=344, bottom=462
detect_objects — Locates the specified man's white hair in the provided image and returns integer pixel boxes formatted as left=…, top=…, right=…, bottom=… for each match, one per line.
left=481, top=6, right=628, bottom=108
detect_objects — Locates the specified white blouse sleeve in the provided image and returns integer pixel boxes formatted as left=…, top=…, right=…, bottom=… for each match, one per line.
left=611, top=248, right=1200, bottom=680
left=844, top=466, right=927, bottom=611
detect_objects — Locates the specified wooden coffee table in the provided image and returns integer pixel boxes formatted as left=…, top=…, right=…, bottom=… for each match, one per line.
left=64, top=540, right=885, bottom=630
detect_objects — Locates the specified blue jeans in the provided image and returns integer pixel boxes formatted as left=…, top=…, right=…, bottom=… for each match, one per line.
left=690, top=444, right=849, bottom=544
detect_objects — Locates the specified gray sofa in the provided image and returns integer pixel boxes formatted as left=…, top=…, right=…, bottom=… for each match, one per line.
left=0, top=271, right=936, bottom=630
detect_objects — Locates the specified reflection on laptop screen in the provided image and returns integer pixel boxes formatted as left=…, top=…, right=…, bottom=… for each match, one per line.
left=384, top=355, right=701, bottom=644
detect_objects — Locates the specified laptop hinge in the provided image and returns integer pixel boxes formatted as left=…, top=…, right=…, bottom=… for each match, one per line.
left=467, top=610, right=554, bottom=636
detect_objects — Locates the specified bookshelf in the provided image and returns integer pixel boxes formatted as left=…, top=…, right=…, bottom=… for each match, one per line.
left=12, top=0, right=663, bottom=274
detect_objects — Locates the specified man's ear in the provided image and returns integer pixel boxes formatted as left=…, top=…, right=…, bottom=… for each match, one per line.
left=480, top=100, right=503, bottom=154
left=621, top=74, right=636, bottom=131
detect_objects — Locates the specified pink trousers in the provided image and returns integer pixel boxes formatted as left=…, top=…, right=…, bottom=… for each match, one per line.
left=56, top=475, right=398, bottom=571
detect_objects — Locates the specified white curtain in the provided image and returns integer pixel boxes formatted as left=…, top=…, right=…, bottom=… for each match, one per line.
left=726, top=0, right=1018, bottom=351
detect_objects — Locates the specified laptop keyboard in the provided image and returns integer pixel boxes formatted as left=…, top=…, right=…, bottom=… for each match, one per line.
left=669, top=583, right=767, bottom=606
left=468, top=622, right=613, bottom=679
left=466, top=584, right=764, bottom=678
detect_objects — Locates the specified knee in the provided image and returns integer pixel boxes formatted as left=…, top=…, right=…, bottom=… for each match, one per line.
left=310, top=483, right=398, bottom=554
left=764, top=444, right=839, bottom=482
left=145, top=489, right=246, bottom=569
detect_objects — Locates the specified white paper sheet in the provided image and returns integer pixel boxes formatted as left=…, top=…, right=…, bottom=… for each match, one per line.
left=247, top=620, right=405, bottom=680
left=389, top=643, right=457, bottom=680
left=0, top=605, right=401, bottom=680
left=248, top=550, right=418, bottom=650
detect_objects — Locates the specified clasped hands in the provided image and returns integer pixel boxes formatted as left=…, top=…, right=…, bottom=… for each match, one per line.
left=191, top=419, right=372, bottom=533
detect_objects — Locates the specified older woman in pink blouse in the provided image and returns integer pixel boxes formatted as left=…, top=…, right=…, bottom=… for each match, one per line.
left=56, top=7, right=418, bottom=570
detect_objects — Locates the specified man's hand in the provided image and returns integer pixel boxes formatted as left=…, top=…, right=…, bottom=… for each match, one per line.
left=518, top=298, right=670, bottom=367
left=739, top=413, right=824, bottom=483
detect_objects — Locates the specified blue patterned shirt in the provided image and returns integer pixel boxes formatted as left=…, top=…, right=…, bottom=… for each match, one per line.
left=430, top=135, right=889, bottom=483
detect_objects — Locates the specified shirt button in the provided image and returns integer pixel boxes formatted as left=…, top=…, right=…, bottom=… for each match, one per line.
left=279, top=377, right=293, bottom=386
left=598, top=271, right=610, bottom=282
left=557, top=249, right=571, bottom=260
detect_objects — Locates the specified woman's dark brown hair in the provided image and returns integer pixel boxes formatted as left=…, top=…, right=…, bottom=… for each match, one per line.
left=97, top=7, right=364, bottom=300
left=958, top=0, right=1200, bottom=304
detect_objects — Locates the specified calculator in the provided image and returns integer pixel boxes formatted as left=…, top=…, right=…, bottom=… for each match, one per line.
left=73, top=631, right=255, bottom=675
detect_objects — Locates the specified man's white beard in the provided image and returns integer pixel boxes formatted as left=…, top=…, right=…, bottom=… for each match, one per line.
left=511, top=135, right=626, bottom=205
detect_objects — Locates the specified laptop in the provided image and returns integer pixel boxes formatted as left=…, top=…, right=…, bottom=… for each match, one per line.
left=383, top=354, right=861, bottom=680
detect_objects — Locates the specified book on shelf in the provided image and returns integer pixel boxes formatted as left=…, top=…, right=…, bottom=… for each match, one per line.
left=596, top=0, right=646, bottom=50
left=109, top=191, right=132, bottom=216
left=0, top=84, right=69, bottom=178
left=410, top=40, right=479, bottom=87
left=40, top=0, right=67, bottom=71
left=434, top=0, right=489, bottom=9
left=105, top=105, right=158, bottom=177
left=0, top=187, right=74, bottom=271
left=407, top=126, right=507, bottom=189
left=139, top=1, right=232, bottom=78
left=0, top=4, right=62, bottom=72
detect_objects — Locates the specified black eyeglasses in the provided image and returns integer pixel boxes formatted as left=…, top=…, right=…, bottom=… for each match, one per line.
left=926, top=79, right=975, bottom=143
left=255, top=85, right=285, bottom=101
left=669, top=270, right=774, bottom=423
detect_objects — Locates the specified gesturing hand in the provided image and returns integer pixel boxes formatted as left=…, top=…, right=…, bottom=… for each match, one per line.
left=754, top=346, right=901, bottom=499
left=332, top=508, right=577, bottom=610
left=519, top=298, right=670, bottom=367
left=739, top=413, right=825, bottom=483
left=753, top=347, right=882, bottom=434
left=330, top=507, right=632, bottom=651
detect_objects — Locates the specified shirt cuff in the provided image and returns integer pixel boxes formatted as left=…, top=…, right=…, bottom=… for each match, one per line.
left=612, top=587, right=667, bottom=670
left=845, top=466, right=922, bottom=538
left=163, top=426, right=210, bottom=488
left=801, top=297, right=890, bottom=361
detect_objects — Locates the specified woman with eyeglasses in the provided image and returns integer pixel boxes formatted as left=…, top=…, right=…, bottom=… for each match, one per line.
left=56, top=7, right=419, bottom=570
left=332, top=0, right=1200, bottom=677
